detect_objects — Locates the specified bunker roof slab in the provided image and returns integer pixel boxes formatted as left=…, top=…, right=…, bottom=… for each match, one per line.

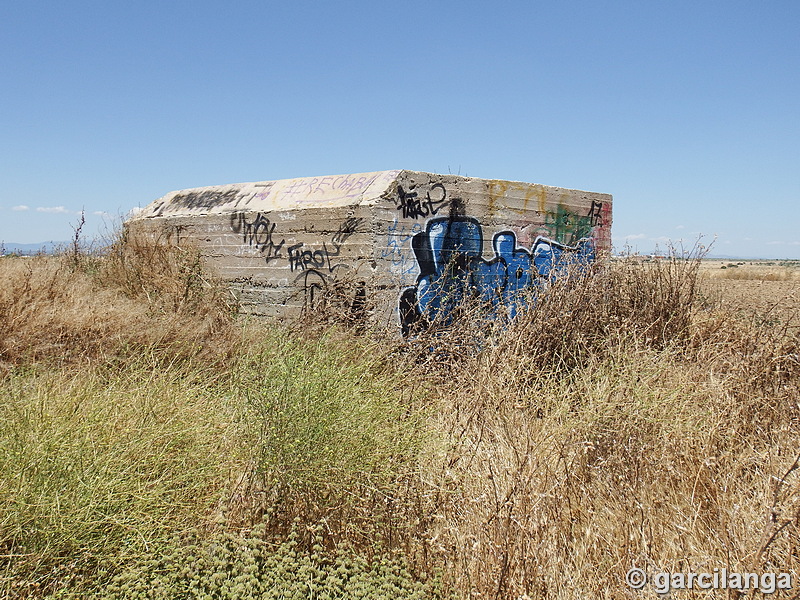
left=132, top=170, right=610, bottom=220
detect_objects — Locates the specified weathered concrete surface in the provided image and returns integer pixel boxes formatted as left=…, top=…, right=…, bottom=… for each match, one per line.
left=127, top=170, right=612, bottom=333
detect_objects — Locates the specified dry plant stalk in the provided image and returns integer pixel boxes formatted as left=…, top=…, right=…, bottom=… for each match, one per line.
left=391, top=254, right=800, bottom=598
left=0, top=231, right=236, bottom=368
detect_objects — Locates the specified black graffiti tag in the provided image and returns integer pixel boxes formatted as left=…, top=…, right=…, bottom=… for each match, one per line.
left=295, top=269, right=328, bottom=312
left=588, top=201, right=604, bottom=227
left=395, top=183, right=449, bottom=220
left=287, top=217, right=364, bottom=272
left=332, top=217, right=363, bottom=247
left=230, top=212, right=286, bottom=262
left=287, top=243, right=333, bottom=272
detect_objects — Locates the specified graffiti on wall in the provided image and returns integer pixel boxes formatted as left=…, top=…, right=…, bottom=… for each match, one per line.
left=381, top=218, right=423, bottom=277
left=286, top=217, right=365, bottom=312
left=230, top=212, right=286, bottom=263
left=395, top=183, right=450, bottom=220
left=398, top=216, right=594, bottom=335
left=543, top=204, right=598, bottom=247
left=287, top=217, right=363, bottom=273
left=227, top=212, right=367, bottom=314
left=220, top=176, right=607, bottom=329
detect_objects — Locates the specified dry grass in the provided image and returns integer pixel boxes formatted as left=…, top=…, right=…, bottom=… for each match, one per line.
left=2, top=244, right=799, bottom=598
left=421, top=345, right=799, bottom=598
left=701, top=259, right=800, bottom=281
left=715, top=268, right=798, bottom=281
left=698, top=260, right=800, bottom=330
left=390, top=255, right=800, bottom=598
left=0, top=232, right=236, bottom=369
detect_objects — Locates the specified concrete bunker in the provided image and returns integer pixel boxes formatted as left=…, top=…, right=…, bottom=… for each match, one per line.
left=127, top=170, right=612, bottom=334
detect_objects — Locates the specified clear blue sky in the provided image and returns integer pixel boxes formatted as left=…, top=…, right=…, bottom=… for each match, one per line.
left=1, top=0, right=798, bottom=258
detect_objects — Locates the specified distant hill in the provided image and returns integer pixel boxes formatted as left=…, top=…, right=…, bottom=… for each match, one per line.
left=0, top=241, right=69, bottom=255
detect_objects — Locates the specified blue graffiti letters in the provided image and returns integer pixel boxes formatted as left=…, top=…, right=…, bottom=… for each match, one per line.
left=399, top=217, right=594, bottom=334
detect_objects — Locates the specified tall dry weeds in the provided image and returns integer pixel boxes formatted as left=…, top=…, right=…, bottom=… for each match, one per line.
left=395, top=254, right=800, bottom=598
left=3, top=242, right=799, bottom=599
left=0, top=231, right=236, bottom=369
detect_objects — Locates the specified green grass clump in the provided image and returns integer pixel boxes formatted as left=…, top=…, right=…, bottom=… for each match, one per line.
left=0, top=327, right=435, bottom=597
left=0, top=359, right=243, bottom=597
left=235, top=328, right=429, bottom=498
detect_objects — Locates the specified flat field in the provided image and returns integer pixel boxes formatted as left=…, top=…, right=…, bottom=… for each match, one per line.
left=699, top=259, right=800, bottom=326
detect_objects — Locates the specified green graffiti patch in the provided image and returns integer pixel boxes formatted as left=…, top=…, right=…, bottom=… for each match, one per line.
left=545, top=204, right=595, bottom=246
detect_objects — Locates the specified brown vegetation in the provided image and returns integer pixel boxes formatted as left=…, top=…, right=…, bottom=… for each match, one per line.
left=388, top=256, right=800, bottom=597
left=1, top=241, right=799, bottom=599
left=0, top=232, right=236, bottom=370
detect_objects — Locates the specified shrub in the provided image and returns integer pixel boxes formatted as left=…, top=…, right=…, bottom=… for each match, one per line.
left=227, top=327, right=435, bottom=548
left=105, top=524, right=442, bottom=600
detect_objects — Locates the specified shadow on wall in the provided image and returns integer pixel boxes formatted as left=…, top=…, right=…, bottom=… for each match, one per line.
left=398, top=217, right=595, bottom=336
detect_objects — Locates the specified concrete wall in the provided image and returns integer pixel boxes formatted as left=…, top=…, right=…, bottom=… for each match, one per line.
left=127, top=170, right=612, bottom=334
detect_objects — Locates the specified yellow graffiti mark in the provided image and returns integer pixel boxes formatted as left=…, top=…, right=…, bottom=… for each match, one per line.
left=517, top=183, right=546, bottom=214
left=488, top=180, right=548, bottom=218
left=535, top=185, right=547, bottom=214
left=487, top=180, right=511, bottom=217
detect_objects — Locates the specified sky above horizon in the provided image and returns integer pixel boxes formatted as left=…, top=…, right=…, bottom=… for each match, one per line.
left=1, top=1, right=798, bottom=258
